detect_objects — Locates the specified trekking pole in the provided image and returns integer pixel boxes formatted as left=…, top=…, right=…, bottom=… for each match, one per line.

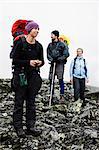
left=49, top=62, right=56, bottom=107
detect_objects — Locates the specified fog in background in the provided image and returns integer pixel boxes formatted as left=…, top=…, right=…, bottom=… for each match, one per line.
left=0, top=0, right=99, bottom=87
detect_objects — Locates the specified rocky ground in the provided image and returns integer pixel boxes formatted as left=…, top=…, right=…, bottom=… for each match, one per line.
left=0, top=78, right=99, bottom=150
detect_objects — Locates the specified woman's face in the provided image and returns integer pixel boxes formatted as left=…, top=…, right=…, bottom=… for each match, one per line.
left=30, top=28, right=39, bottom=37
left=77, top=49, right=83, bottom=57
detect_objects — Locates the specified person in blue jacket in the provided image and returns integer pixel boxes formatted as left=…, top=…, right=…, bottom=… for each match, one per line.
left=70, top=48, right=89, bottom=107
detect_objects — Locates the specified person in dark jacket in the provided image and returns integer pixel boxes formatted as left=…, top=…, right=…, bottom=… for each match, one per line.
left=10, top=21, right=44, bottom=137
left=47, top=30, right=69, bottom=103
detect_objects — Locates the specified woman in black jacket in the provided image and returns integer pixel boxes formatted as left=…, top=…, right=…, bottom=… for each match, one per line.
left=11, top=21, right=44, bottom=137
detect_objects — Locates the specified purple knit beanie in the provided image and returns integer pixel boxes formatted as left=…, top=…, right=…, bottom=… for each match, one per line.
left=25, top=21, right=39, bottom=32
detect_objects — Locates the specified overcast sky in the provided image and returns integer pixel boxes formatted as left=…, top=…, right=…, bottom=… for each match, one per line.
left=0, top=0, right=99, bottom=87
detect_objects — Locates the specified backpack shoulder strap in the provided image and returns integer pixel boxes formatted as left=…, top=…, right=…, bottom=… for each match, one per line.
left=72, top=57, right=77, bottom=74
left=20, top=36, right=27, bottom=50
left=83, top=58, right=87, bottom=77
left=21, top=36, right=26, bottom=42
left=83, top=58, right=85, bottom=64
left=56, top=42, right=60, bottom=49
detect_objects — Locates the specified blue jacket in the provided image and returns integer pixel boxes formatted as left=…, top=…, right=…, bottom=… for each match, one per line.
left=70, top=56, right=88, bottom=79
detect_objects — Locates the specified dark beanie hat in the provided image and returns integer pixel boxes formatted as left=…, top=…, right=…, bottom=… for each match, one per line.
left=51, top=30, right=59, bottom=37
left=25, top=21, right=39, bottom=32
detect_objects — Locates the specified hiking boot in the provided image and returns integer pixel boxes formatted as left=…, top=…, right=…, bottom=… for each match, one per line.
left=81, top=102, right=86, bottom=108
left=81, top=99, right=86, bottom=108
left=16, top=128, right=26, bottom=138
left=59, top=95, right=65, bottom=104
left=26, top=128, right=42, bottom=136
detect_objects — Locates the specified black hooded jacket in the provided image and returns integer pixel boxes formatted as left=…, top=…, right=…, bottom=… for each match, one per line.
left=47, top=40, right=69, bottom=63
left=11, top=37, right=44, bottom=73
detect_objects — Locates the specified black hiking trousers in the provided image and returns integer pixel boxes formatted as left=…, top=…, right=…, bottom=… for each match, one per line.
left=13, top=71, right=42, bottom=130
left=73, top=77, right=85, bottom=101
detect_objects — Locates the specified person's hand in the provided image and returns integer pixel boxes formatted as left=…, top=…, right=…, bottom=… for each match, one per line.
left=30, top=60, right=38, bottom=67
left=30, top=60, right=42, bottom=67
left=36, top=60, right=42, bottom=66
